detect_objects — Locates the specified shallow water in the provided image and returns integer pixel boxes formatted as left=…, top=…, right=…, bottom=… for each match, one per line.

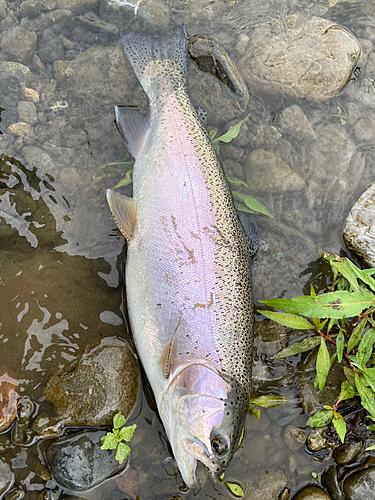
left=1, top=0, right=375, bottom=498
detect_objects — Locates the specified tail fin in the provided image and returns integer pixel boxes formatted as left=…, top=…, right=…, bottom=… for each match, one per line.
left=120, top=25, right=187, bottom=86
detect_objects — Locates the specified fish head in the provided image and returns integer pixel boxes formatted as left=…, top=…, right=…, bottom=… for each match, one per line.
left=162, top=363, right=247, bottom=488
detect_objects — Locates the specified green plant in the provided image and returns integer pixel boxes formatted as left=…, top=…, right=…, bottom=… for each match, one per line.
left=259, top=252, right=375, bottom=442
left=101, top=411, right=137, bottom=464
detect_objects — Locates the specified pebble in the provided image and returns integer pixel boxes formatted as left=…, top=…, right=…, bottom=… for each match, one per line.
left=333, top=440, right=363, bottom=465
left=283, top=425, right=307, bottom=451
left=22, top=88, right=39, bottom=102
left=8, top=122, right=32, bottom=136
left=37, top=29, right=64, bottom=64
left=244, top=149, right=305, bottom=193
left=307, top=428, right=333, bottom=452
left=53, top=60, right=76, bottom=83
left=291, top=485, right=331, bottom=500
left=46, top=429, right=128, bottom=491
left=343, top=182, right=375, bottom=267
left=17, top=101, right=37, bottom=125
left=279, top=105, right=315, bottom=138
left=0, top=377, right=18, bottom=433
left=0, top=27, right=37, bottom=64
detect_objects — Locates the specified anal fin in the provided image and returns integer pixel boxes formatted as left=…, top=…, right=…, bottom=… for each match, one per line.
left=107, top=189, right=138, bottom=242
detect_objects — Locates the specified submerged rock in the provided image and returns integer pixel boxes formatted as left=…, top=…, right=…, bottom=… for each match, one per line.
left=46, top=430, right=128, bottom=491
left=343, top=182, right=375, bottom=267
left=44, top=337, right=139, bottom=427
left=0, top=375, right=18, bottom=433
left=0, top=28, right=37, bottom=64
left=291, top=485, right=330, bottom=499
left=238, top=15, right=360, bottom=101
left=0, top=460, right=15, bottom=498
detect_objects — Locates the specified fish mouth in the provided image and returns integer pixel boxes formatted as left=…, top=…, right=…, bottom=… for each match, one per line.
left=181, top=436, right=218, bottom=483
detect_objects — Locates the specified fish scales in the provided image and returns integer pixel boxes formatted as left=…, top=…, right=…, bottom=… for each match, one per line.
left=107, top=25, right=254, bottom=488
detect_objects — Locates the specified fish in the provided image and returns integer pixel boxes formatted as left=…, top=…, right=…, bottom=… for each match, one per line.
left=107, top=25, right=256, bottom=488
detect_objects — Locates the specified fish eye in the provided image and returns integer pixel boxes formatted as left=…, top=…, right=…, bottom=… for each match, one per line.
left=211, top=436, right=229, bottom=455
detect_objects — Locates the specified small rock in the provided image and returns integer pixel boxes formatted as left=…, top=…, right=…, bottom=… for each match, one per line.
left=0, top=27, right=37, bottom=64
left=343, top=466, right=375, bottom=500
left=37, top=29, right=64, bottom=64
left=291, top=485, right=330, bottom=500
left=19, top=0, right=42, bottom=17
left=43, top=337, right=139, bottom=427
left=41, top=0, right=57, bottom=9
left=235, top=32, right=249, bottom=56
left=279, top=105, right=315, bottom=138
left=307, top=428, right=333, bottom=452
left=17, top=101, right=37, bottom=125
left=60, top=35, right=75, bottom=50
left=321, top=466, right=345, bottom=500
left=283, top=425, right=306, bottom=451
left=223, top=159, right=243, bottom=179
left=366, top=52, right=375, bottom=75
left=359, top=38, right=373, bottom=67
left=354, top=112, right=375, bottom=143
left=244, top=469, right=288, bottom=500
left=22, top=146, right=59, bottom=177
left=76, top=11, right=118, bottom=43
left=8, top=122, right=32, bottom=136
left=0, top=376, right=18, bottom=432
left=244, top=150, right=305, bottom=193
left=46, top=430, right=128, bottom=491
left=0, top=0, right=7, bottom=20
left=0, top=460, right=15, bottom=498
left=333, top=440, right=363, bottom=465
left=343, top=182, right=375, bottom=267
left=238, top=15, right=360, bottom=101
left=56, top=0, right=98, bottom=14
left=59, top=168, right=80, bottom=189
left=53, top=60, right=75, bottom=83
left=22, top=88, right=39, bottom=102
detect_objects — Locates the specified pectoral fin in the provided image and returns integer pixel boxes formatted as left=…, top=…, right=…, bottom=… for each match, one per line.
left=107, top=189, right=138, bottom=242
left=115, top=106, right=150, bottom=160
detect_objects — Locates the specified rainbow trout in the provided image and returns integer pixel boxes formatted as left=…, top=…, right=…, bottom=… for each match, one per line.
left=107, top=25, right=255, bottom=487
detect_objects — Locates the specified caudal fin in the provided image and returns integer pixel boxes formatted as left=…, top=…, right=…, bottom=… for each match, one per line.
left=120, top=25, right=187, bottom=88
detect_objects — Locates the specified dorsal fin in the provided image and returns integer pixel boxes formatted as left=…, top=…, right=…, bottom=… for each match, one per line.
left=106, top=189, right=138, bottom=242
left=115, top=106, right=150, bottom=160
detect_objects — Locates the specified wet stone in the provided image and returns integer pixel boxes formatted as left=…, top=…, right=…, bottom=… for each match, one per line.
left=43, top=337, right=139, bottom=427
left=333, top=440, right=362, bottom=465
left=307, top=428, right=335, bottom=452
left=0, top=27, right=37, bottom=64
left=283, top=425, right=306, bottom=451
left=0, top=459, right=15, bottom=497
left=8, top=122, right=32, bottom=136
left=244, top=469, right=288, bottom=500
left=0, top=377, right=18, bottom=432
left=343, top=182, right=375, bottom=267
left=238, top=15, right=360, bottom=101
left=46, top=429, right=128, bottom=491
left=37, top=29, right=64, bottom=64
left=343, top=466, right=375, bottom=500
left=17, top=101, right=37, bottom=125
left=244, top=149, right=305, bottom=193
left=321, top=466, right=345, bottom=500
left=292, top=485, right=331, bottom=500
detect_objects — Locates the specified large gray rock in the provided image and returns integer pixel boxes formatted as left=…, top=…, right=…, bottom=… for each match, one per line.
left=43, top=337, right=139, bottom=427
left=46, top=430, right=128, bottom=491
left=343, top=466, right=375, bottom=500
left=344, top=183, right=375, bottom=267
left=0, top=27, right=37, bottom=64
left=238, top=15, right=360, bottom=101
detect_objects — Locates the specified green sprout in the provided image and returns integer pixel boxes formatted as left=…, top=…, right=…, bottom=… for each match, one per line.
left=101, top=411, right=137, bottom=464
left=259, top=253, right=375, bottom=443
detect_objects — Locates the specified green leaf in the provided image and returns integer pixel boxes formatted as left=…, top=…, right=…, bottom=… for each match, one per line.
left=273, top=336, right=321, bottom=359
left=219, top=473, right=225, bottom=484
left=367, top=424, right=375, bottom=431
left=259, top=290, right=374, bottom=319
left=327, top=318, right=338, bottom=334
left=366, top=444, right=375, bottom=451
left=259, top=311, right=314, bottom=330
left=114, top=169, right=132, bottom=189
left=347, top=318, right=367, bottom=353
left=357, top=327, right=375, bottom=367
left=249, top=395, right=290, bottom=408
left=100, top=432, right=118, bottom=450
left=226, top=175, right=249, bottom=188
left=362, top=370, right=375, bottom=393
left=346, top=259, right=375, bottom=293
left=355, top=372, right=375, bottom=418
left=209, top=129, right=218, bottom=141
left=306, top=410, right=333, bottom=428
left=315, top=337, right=331, bottom=391
left=338, top=380, right=355, bottom=402
left=250, top=407, right=261, bottom=420
left=363, top=268, right=375, bottom=276
left=232, top=191, right=273, bottom=218
left=323, top=253, right=360, bottom=292
left=225, top=482, right=244, bottom=497
left=119, top=424, right=137, bottom=442
left=336, top=330, right=345, bottom=363
left=344, top=366, right=356, bottom=386
left=213, top=114, right=250, bottom=154
left=115, top=441, right=131, bottom=464
left=113, top=412, right=127, bottom=430
left=332, top=412, right=346, bottom=443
